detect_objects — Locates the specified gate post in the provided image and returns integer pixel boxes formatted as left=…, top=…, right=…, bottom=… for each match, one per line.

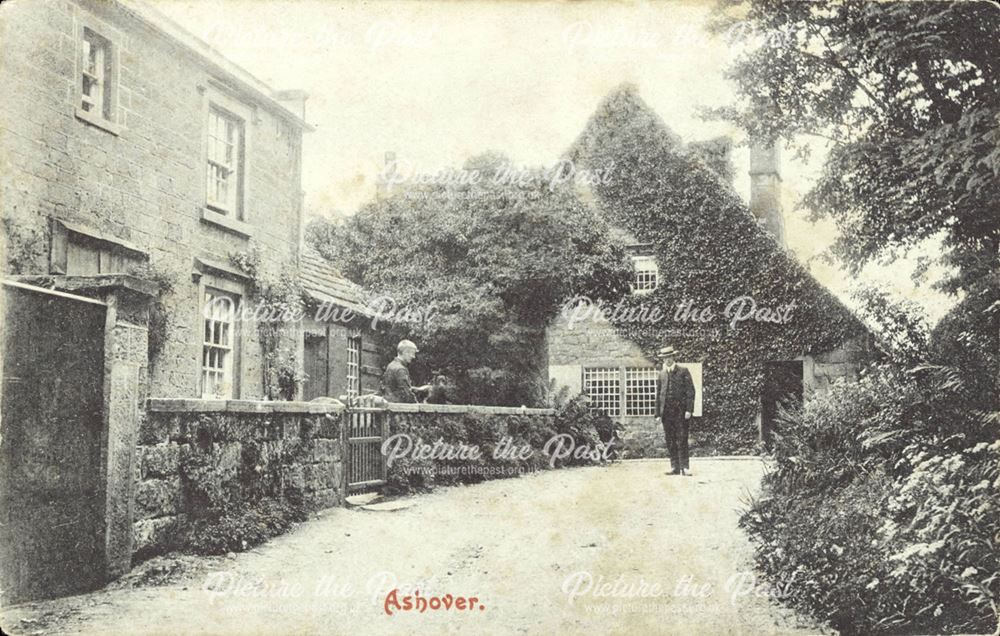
left=100, top=289, right=150, bottom=579
left=340, top=407, right=349, bottom=504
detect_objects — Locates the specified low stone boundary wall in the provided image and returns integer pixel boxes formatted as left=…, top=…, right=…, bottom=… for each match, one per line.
left=133, top=399, right=605, bottom=559
left=383, top=404, right=556, bottom=416
left=135, top=399, right=345, bottom=560
left=377, top=404, right=610, bottom=494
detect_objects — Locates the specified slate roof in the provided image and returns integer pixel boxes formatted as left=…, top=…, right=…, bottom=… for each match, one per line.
left=299, top=247, right=372, bottom=317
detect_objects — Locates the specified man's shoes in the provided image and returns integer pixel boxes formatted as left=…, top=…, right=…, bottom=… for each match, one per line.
left=669, top=469, right=681, bottom=475
left=681, top=468, right=692, bottom=476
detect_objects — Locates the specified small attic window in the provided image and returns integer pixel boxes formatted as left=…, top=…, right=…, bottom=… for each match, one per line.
left=631, top=255, right=658, bottom=294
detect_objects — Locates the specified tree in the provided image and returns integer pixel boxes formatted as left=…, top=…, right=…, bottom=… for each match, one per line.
left=851, top=284, right=930, bottom=366
left=308, top=152, right=633, bottom=406
left=304, top=213, right=345, bottom=264
left=708, top=1, right=1000, bottom=302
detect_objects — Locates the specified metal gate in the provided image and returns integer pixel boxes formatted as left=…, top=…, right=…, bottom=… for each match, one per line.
left=344, top=408, right=388, bottom=492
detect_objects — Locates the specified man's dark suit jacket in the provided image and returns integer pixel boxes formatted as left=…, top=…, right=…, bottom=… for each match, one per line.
left=382, top=357, right=417, bottom=403
left=655, top=365, right=696, bottom=419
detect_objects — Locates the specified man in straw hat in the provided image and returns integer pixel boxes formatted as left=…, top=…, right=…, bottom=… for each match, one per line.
left=655, top=345, right=696, bottom=476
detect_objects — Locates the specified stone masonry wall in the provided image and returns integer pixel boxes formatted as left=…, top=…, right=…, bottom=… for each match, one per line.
left=379, top=403, right=574, bottom=494
left=803, top=339, right=868, bottom=393
left=133, top=400, right=343, bottom=561
left=0, top=0, right=305, bottom=399
left=547, top=313, right=651, bottom=368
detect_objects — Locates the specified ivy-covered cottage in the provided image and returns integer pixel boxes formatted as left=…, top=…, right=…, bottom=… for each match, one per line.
left=547, top=87, right=873, bottom=455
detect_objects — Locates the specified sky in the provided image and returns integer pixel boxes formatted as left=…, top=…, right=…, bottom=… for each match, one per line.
left=155, top=0, right=956, bottom=323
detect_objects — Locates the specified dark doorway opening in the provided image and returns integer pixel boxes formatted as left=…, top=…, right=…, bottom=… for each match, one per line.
left=760, top=360, right=804, bottom=450
left=303, top=328, right=330, bottom=400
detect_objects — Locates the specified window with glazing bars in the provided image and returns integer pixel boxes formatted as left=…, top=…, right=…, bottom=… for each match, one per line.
left=202, top=290, right=236, bottom=398
left=206, top=107, right=243, bottom=216
left=583, top=367, right=620, bottom=417
left=625, top=367, right=658, bottom=416
left=80, top=28, right=111, bottom=119
left=346, top=333, right=361, bottom=397
left=632, top=256, right=658, bottom=293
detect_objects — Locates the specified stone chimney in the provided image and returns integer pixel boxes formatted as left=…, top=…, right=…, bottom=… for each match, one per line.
left=749, top=142, right=785, bottom=247
left=375, top=151, right=398, bottom=200
left=272, top=89, right=308, bottom=122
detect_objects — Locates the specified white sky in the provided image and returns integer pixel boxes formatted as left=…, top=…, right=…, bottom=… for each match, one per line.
left=155, top=0, right=956, bottom=323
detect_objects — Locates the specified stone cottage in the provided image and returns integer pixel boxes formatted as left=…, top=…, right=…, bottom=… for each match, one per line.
left=300, top=246, right=386, bottom=401
left=0, top=0, right=338, bottom=603
left=546, top=87, right=873, bottom=455
left=0, top=0, right=312, bottom=400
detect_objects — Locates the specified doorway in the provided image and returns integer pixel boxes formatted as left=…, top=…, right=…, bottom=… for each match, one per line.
left=760, top=360, right=804, bottom=450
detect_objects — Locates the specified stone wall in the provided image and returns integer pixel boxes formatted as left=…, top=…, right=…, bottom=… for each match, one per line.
left=547, top=313, right=650, bottom=368
left=802, top=338, right=869, bottom=393
left=378, top=403, right=600, bottom=494
left=0, top=0, right=306, bottom=399
left=134, top=399, right=344, bottom=560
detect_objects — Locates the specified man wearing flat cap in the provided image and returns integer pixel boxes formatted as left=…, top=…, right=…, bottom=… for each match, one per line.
left=381, top=339, right=431, bottom=403
left=655, top=346, right=696, bottom=476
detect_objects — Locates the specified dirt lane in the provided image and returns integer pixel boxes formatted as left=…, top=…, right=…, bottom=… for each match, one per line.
left=4, top=459, right=826, bottom=635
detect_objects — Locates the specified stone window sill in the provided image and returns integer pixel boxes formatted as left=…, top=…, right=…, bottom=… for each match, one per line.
left=201, top=208, right=253, bottom=238
left=75, top=108, right=121, bottom=136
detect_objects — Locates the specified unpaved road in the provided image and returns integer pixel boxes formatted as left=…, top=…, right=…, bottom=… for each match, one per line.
left=4, top=459, right=826, bottom=635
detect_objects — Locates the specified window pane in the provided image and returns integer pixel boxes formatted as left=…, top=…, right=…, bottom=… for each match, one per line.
left=206, top=108, right=242, bottom=215
left=583, top=367, right=620, bottom=417
left=625, top=367, right=658, bottom=416
left=81, top=30, right=107, bottom=117
left=202, top=290, right=238, bottom=398
left=632, top=256, right=658, bottom=292
left=346, top=336, right=361, bottom=397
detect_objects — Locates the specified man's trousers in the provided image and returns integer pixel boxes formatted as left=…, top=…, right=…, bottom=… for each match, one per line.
left=661, top=407, right=690, bottom=471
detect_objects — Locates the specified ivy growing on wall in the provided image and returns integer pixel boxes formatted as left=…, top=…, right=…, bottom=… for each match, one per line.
left=126, top=261, right=176, bottom=363
left=1, top=217, right=47, bottom=275
left=568, top=86, right=870, bottom=452
left=230, top=243, right=304, bottom=400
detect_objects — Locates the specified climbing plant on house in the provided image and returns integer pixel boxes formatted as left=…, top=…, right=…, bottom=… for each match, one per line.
left=230, top=243, right=304, bottom=400
left=566, top=85, right=870, bottom=450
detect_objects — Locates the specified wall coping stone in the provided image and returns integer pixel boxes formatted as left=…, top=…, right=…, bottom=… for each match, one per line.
left=148, top=398, right=346, bottom=414
left=383, top=403, right=555, bottom=416
left=225, top=400, right=273, bottom=413
left=148, top=399, right=553, bottom=416
left=385, top=403, right=420, bottom=413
